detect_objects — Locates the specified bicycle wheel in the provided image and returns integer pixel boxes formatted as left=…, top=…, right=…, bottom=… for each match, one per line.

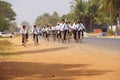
left=23, top=35, right=27, bottom=47
left=76, top=31, right=78, bottom=43
left=34, top=34, right=38, bottom=45
left=80, top=31, right=82, bottom=43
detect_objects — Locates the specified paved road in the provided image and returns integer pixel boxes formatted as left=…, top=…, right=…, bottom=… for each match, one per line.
left=83, top=38, right=120, bottom=51
left=37, top=35, right=120, bottom=51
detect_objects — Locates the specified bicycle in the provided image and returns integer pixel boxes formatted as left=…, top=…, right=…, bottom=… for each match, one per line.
left=34, top=34, right=39, bottom=46
left=76, top=30, right=79, bottom=43
left=46, top=32, right=50, bottom=41
left=57, top=30, right=61, bottom=42
left=65, top=30, right=70, bottom=43
left=61, top=31, right=64, bottom=43
left=76, top=30, right=83, bottom=43
left=80, top=30, right=83, bottom=43
left=23, top=34, right=27, bottom=47
left=52, top=31, right=56, bottom=42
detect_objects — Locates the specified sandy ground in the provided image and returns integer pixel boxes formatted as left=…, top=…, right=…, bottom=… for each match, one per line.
left=0, top=36, right=120, bottom=80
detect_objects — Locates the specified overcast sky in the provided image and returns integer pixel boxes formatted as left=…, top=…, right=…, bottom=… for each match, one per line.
left=5, top=0, right=72, bottom=25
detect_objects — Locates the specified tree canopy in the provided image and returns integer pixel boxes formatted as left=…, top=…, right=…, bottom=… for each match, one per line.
left=35, top=12, right=61, bottom=27
left=0, top=0, right=16, bottom=31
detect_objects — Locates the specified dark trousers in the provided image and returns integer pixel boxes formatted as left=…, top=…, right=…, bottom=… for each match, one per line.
left=22, top=33, right=28, bottom=43
left=33, top=34, right=38, bottom=42
left=64, top=30, right=69, bottom=40
left=82, top=30, right=84, bottom=37
left=78, top=30, right=82, bottom=39
left=42, top=32, right=46, bottom=38
left=57, top=31, right=61, bottom=39
left=73, top=30, right=76, bottom=40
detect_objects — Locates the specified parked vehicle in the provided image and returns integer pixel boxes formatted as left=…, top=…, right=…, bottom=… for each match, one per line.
left=0, top=32, right=14, bottom=38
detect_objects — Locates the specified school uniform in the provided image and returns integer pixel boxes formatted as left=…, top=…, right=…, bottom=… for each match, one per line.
left=76, top=23, right=83, bottom=39
left=51, top=26, right=56, bottom=35
left=64, top=23, right=70, bottom=40
left=80, top=23, right=85, bottom=37
left=56, top=25, right=61, bottom=38
left=45, top=27, right=50, bottom=38
left=32, top=28, right=39, bottom=43
left=42, top=28, right=46, bottom=37
left=72, top=23, right=77, bottom=40
left=59, top=23, right=65, bottom=39
left=20, top=28, right=28, bottom=44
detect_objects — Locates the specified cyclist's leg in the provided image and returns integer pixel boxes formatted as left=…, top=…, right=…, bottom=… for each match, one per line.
left=26, top=33, right=28, bottom=42
left=74, top=30, right=77, bottom=41
left=73, top=30, right=76, bottom=40
left=67, top=30, right=70, bottom=43
left=78, top=31, right=80, bottom=43
left=22, top=34, right=24, bottom=45
left=82, top=30, right=84, bottom=38
left=33, top=34, right=35, bottom=41
left=64, top=30, right=66, bottom=40
left=80, top=30, right=83, bottom=43
left=36, top=34, right=39, bottom=43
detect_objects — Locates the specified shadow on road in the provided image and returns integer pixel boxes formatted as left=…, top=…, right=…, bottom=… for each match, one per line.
left=16, top=47, right=69, bottom=54
left=0, top=47, right=69, bottom=56
left=0, top=61, right=113, bottom=80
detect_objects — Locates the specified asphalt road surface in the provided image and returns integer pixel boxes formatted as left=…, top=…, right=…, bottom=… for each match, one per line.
left=83, top=38, right=120, bottom=51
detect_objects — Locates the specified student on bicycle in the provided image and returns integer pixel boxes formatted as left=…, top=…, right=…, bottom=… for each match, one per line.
left=79, top=21, right=85, bottom=38
left=56, top=22, right=61, bottom=41
left=42, top=27, right=46, bottom=39
left=76, top=20, right=84, bottom=41
left=64, top=20, right=70, bottom=42
left=32, top=25, right=39, bottom=44
left=45, top=25, right=51, bottom=41
left=72, top=20, right=77, bottom=40
left=59, top=19, right=65, bottom=42
left=51, top=25, right=57, bottom=41
left=20, top=25, right=28, bottom=46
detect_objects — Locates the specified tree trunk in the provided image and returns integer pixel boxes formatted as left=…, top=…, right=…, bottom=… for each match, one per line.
left=90, top=18, right=93, bottom=32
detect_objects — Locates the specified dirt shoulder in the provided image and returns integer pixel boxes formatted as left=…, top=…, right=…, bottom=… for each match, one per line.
left=0, top=36, right=120, bottom=80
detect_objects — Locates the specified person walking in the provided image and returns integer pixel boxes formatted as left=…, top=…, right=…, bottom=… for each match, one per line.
left=32, top=25, right=39, bottom=44
left=20, top=25, right=29, bottom=46
left=64, top=20, right=70, bottom=43
left=59, top=19, right=65, bottom=43
left=72, top=20, right=77, bottom=40
left=45, top=25, right=51, bottom=41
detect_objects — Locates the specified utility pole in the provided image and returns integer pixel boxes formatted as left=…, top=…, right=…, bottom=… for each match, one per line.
left=110, top=8, right=112, bottom=30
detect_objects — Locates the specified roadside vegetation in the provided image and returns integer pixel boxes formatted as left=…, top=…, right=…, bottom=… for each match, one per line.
left=0, top=39, right=14, bottom=56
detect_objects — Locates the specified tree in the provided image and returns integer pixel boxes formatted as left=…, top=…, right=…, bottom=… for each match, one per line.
left=0, top=0, right=16, bottom=31
left=9, top=22, right=19, bottom=32
left=21, top=21, right=31, bottom=30
left=98, top=0, right=120, bottom=25
left=35, top=12, right=60, bottom=27
left=70, top=0, right=88, bottom=22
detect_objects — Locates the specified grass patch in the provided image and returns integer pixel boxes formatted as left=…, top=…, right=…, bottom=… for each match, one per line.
left=0, top=40, right=14, bottom=56
left=106, top=29, right=115, bottom=36
left=0, top=52, right=16, bottom=57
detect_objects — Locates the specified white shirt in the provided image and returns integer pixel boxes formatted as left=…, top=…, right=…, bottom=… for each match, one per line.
left=72, top=23, right=77, bottom=30
left=80, top=23, right=85, bottom=29
left=42, top=28, right=46, bottom=32
left=76, top=23, right=83, bottom=31
left=20, top=28, right=28, bottom=34
left=59, top=23, right=65, bottom=31
left=32, top=28, right=39, bottom=34
left=45, top=27, right=50, bottom=33
left=51, top=26, right=56, bottom=31
left=56, top=25, right=60, bottom=31
left=64, top=23, right=70, bottom=30
left=117, top=20, right=120, bottom=27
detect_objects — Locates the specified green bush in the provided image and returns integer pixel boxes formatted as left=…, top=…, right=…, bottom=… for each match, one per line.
left=116, top=28, right=120, bottom=32
left=0, top=40, right=12, bottom=52
left=106, top=29, right=115, bottom=36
